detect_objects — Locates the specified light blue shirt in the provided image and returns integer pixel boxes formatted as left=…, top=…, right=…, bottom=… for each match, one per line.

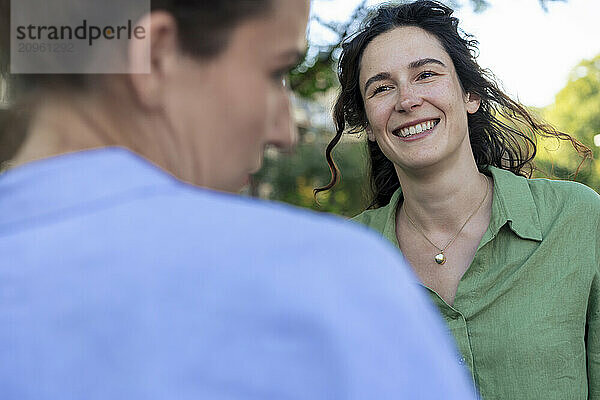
left=0, top=148, right=477, bottom=399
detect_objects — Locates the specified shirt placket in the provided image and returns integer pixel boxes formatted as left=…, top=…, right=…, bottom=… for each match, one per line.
left=425, top=244, right=489, bottom=392
left=426, top=289, right=476, bottom=383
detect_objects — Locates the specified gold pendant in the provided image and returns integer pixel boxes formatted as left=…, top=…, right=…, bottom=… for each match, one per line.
left=434, top=252, right=446, bottom=265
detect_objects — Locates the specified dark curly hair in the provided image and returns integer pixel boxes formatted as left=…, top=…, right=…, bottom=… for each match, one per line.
left=315, top=0, right=591, bottom=209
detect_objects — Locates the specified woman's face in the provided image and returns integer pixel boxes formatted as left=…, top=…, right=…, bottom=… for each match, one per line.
left=162, top=0, right=310, bottom=192
left=359, top=26, right=480, bottom=174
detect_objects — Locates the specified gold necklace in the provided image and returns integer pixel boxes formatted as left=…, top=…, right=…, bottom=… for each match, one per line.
left=402, top=177, right=490, bottom=265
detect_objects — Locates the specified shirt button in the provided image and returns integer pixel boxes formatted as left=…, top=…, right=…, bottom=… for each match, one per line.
left=458, top=357, right=466, bottom=365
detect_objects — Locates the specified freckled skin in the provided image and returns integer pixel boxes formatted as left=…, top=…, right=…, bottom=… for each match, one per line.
left=360, top=26, right=480, bottom=174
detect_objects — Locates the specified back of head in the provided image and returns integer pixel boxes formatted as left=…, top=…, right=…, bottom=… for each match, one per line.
left=0, top=0, right=273, bottom=166
left=0, top=0, right=272, bottom=89
left=151, top=0, right=273, bottom=58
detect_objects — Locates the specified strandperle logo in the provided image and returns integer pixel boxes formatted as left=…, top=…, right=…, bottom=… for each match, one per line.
left=15, top=19, right=146, bottom=47
left=11, top=0, right=150, bottom=74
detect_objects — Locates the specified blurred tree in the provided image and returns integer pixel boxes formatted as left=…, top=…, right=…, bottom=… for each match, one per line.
left=467, top=0, right=566, bottom=12
left=251, top=128, right=371, bottom=217
left=538, top=54, right=600, bottom=191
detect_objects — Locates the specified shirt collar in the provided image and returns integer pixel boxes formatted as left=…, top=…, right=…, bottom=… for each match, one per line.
left=379, top=166, right=543, bottom=246
left=381, top=188, right=403, bottom=249
left=487, top=166, right=543, bottom=242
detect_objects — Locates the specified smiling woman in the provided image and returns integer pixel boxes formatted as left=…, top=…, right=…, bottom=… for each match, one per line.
left=316, top=1, right=600, bottom=399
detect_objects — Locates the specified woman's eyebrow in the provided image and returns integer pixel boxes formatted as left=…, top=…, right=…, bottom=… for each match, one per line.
left=364, top=72, right=392, bottom=94
left=408, top=58, right=446, bottom=69
left=363, top=58, right=446, bottom=93
left=278, top=49, right=306, bottom=68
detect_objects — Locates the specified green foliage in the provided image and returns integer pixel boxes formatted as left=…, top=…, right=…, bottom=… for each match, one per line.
left=289, top=53, right=338, bottom=100
left=290, top=1, right=369, bottom=101
left=546, top=55, right=600, bottom=148
left=539, top=54, right=600, bottom=191
left=251, top=131, right=371, bottom=217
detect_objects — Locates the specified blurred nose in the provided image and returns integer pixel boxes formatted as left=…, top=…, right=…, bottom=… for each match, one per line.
left=266, top=88, right=298, bottom=152
left=395, top=85, right=422, bottom=112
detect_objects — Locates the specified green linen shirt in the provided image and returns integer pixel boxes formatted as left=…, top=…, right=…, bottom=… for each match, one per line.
left=353, top=166, right=600, bottom=399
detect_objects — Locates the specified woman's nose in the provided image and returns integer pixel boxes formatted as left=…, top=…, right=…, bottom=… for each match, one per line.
left=266, top=90, right=297, bottom=152
left=395, top=87, right=422, bottom=112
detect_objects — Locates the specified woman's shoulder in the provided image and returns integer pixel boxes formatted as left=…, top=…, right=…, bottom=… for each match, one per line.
left=527, top=177, right=600, bottom=207
left=352, top=188, right=403, bottom=229
left=526, top=177, right=600, bottom=226
left=351, top=203, right=394, bottom=231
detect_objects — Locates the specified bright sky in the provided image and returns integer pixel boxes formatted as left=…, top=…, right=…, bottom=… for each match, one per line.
left=309, top=0, right=600, bottom=108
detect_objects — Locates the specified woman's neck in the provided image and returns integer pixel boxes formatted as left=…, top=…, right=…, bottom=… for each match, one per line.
left=10, top=89, right=178, bottom=177
left=11, top=97, right=107, bottom=167
left=395, top=152, right=491, bottom=235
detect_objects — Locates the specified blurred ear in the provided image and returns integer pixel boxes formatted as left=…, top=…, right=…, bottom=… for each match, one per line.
left=129, top=11, right=179, bottom=111
left=366, top=126, right=376, bottom=141
left=465, top=92, right=481, bottom=114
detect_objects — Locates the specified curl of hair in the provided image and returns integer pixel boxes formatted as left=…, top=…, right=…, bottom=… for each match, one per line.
left=315, top=0, right=591, bottom=209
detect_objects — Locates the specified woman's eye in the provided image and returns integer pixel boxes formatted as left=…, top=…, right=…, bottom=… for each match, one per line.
left=271, top=72, right=287, bottom=86
left=271, top=68, right=291, bottom=88
left=417, top=71, right=436, bottom=80
left=370, top=85, right=393, bottom=97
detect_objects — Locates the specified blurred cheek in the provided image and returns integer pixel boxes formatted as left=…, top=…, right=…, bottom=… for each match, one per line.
left=237, top=88, right=269, bottom=148
left=224, top=81, right=271, bottom=172
left=268, top=89, right=296, bottom=147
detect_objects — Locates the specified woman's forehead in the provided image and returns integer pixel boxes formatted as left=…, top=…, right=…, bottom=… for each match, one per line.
left=361, top=26, right=449, bottom=71
left=231, top=0, right=309, bottom=59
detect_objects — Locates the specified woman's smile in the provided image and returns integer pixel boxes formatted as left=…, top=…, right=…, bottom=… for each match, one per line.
left=392, top=118, right=440, bottom=141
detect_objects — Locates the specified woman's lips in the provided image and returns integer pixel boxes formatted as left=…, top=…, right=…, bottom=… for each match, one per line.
left=394, top=119, right=440, bottom=142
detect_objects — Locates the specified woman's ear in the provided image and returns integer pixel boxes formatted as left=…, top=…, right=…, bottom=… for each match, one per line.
left=128, top=11, right=179, bottom=111
left=465, top=92, right=481, bottom=114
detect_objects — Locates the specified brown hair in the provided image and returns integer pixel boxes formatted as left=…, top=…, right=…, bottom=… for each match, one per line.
left=315, top=0, right=591, bottom=209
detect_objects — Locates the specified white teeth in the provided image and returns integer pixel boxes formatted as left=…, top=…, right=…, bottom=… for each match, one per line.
left=397, top=120, right=438, bottom=137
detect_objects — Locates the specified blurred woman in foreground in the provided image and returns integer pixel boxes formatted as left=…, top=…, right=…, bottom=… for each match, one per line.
left=318, top=1, right=600, bottom=398
left=0, top=0, right=478, bottom=398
